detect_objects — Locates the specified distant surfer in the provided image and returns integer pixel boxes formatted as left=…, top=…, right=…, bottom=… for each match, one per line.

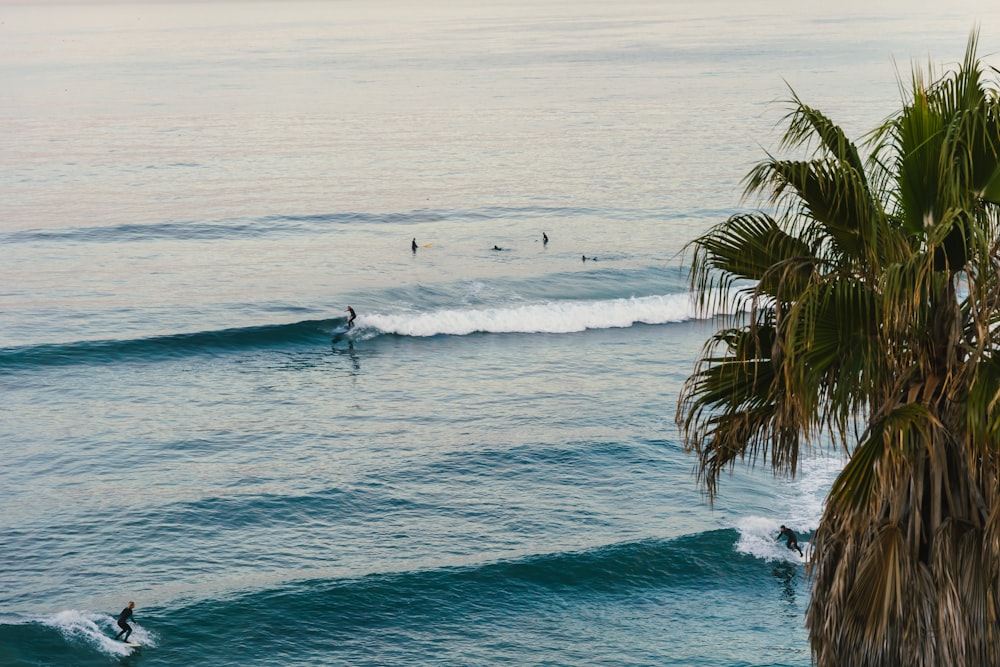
left=412, top=237, right=418, bottom=252
left=493, top=245, right=503, bottom=251
left=114, top=601, right=135, bottom=642
left=543, top=232, right=548, bottom=245
left=776, top=525, right=804, bottom=556
left=582, top=255, right=597, bottom=262
left=346, top=306, right=357, bottom=330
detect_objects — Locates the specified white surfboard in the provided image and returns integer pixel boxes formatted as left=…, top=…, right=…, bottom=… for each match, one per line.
left=123, top=641, right=141, bottom=648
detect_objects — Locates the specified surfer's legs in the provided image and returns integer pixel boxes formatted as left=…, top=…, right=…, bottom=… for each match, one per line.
left=115, top=622, right=132, bottom=641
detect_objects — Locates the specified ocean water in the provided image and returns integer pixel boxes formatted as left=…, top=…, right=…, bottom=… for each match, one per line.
left=3, top=2, right=999, bottom=665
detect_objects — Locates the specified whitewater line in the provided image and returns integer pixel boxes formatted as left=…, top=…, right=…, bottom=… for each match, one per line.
left=358, top=293, right=739, bottom=337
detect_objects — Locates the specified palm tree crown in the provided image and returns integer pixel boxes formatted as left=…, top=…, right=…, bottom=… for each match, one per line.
left=677, top=33, right=1000, bottom=666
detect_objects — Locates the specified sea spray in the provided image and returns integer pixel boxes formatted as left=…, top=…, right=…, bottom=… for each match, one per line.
left=10, top=610, right=154, bottom=657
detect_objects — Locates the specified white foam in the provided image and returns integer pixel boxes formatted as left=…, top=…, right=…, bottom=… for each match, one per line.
left=36, top=609, right=154, bottom=655
left=733, top=455, right=845, bottom=563
left=359, top=293, right=724, bottom=337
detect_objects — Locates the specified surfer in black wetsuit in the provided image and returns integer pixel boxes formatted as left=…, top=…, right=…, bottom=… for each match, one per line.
left=114, top=601, right=135, bottom=642
left=346, top=306, right=357, bottom=329
left=776, top=525, right=804, bottom=556
left=543, top=232, right=548, bottom=245
left=412, top=237, right=418, bottom=252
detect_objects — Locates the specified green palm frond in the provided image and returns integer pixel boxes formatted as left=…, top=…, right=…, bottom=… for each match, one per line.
left=827, top=403, right=933, bottom=513
left=687, top=213, right=813, bottom=313
left=930, top=33, right=1000, bottom=202
left=779, top=91, right=866, bottom=174
left=826, top=430, right=882, bottom=511
left=780, top=278, right=882, bottom=426
left=678, top=326, right=777, bottom=430
left=962, top=354, right=1000, bottom=440
left=690, top=408, right=809, bottom=499
left=745, top=158, right=876, bottom=260
left=894, top=87, right=948, bottom=235
left=881, top=33, right=1000, bottom=240
left=676, top=322, right=813, bottom=495
left=877, top=250, right=947, bottom=358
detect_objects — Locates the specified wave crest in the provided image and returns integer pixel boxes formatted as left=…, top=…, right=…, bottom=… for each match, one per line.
left=364, top=294, right=698, bottom=337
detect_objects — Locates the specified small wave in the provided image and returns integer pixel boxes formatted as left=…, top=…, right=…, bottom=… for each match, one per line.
left=456, top=531, right=747, bottom=593
left=0, top=219, right=290, bottom=244
left=0, top=205, right=618, bottom=245
left=0, top=533, right=767, bottom=665
left=134, top=532, right=756, bottom=642
left=0, top=319, right=337, bottom=371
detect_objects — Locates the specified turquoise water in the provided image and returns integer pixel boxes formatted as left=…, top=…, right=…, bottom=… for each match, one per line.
left=3, top=1, right=999, bottom=665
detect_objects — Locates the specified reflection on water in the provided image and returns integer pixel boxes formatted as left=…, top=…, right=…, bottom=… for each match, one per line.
left=331, top=339, right=361, bottom=375
left=772, top=562, right=798, bottom=605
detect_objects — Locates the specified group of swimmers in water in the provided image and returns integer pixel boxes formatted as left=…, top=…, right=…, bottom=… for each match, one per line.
left=411, top=232, right=597, bottom=261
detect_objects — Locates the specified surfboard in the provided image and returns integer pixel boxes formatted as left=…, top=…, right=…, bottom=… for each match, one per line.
left=422, top=242, right=433, bottom=247
left=123, top=641, right=141, bottom=648
left=330, top=326, right=349, bottom=336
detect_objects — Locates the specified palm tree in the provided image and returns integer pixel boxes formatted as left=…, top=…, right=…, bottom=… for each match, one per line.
left=676, top=33, right=1000, bottom=666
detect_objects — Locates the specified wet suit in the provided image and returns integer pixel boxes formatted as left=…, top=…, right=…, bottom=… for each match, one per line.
left=114, top=605, right=134, bottom=642
left=346, top=306, right=357, bottom=329
left=777, top=526, right=804, bottom=556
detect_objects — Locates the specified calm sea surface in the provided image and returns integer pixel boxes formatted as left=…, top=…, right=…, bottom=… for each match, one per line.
left=3, top=2, right=999, bottom=665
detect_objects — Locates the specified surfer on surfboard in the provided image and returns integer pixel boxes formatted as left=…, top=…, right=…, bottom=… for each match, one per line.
left=114, top=601, right=135, bottom=642
left=346, top=306, right=357, bottom=329
left=776, top=525, right=804, bottom=556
